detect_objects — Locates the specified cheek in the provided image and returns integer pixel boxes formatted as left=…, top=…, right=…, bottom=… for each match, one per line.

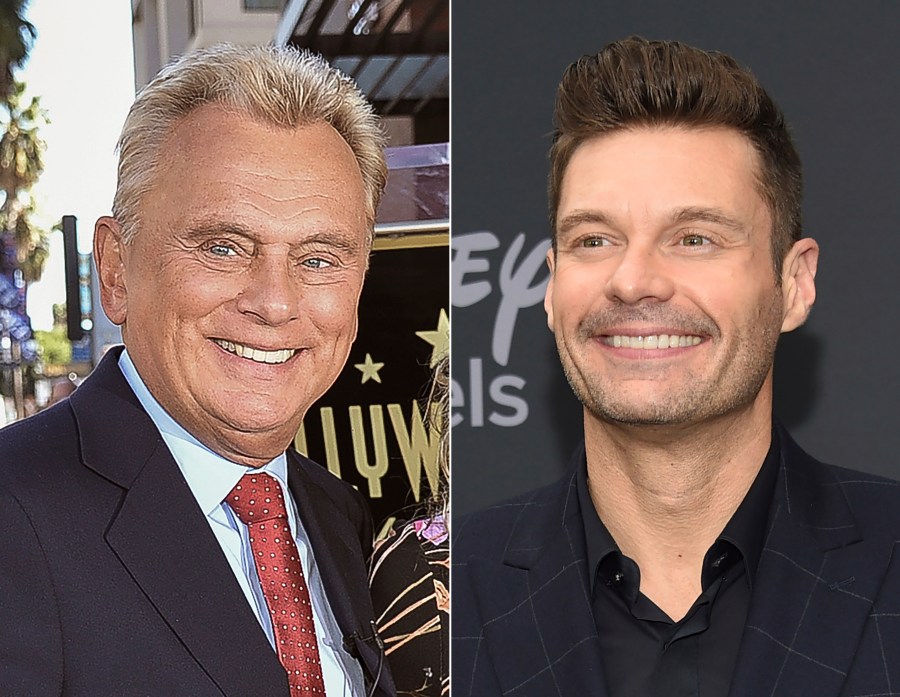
left=129, top=258, right=219, bottom=310
left=552, top=268, right=599, bottom=323
left=692, top=282, right=778, bottom=332
left=305, top=284, right=363, bottom=333
left=148, top=289, right=221, bottom=331
left=164, top=268, right=240, bottom=315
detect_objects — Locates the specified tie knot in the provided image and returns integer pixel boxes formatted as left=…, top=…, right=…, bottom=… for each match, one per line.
left=227, top=472, right=288, bottom=525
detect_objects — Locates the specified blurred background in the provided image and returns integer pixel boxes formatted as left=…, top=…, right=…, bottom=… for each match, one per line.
left=1, top=0, right=448, bottom=527
left=451, top=1, right=900, bottom=516
left=0, top=0, right=133, bottom=422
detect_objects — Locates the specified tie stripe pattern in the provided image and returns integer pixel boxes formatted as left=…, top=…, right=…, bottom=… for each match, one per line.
left=228, top=473, right=326, bottom=695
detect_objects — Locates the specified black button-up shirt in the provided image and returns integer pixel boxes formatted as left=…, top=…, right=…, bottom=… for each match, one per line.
left=576, top=430, right=780, bottom=697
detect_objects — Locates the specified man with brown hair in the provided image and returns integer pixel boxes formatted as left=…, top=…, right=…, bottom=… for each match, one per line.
left=453, top=37, right=900, bottom=697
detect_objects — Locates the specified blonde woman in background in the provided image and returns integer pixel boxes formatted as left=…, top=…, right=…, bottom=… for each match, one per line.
left=369, top=355, right=449, bottom=696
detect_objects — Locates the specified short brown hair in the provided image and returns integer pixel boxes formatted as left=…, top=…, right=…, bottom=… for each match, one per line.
left=114, top=43, right=387, bottom=243
left=549, top=36, right=802, bottom=270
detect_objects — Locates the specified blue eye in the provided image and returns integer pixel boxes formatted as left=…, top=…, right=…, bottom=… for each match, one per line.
left=302, top=257, right=333, bottom=269
left=208, top=244, right=237, bottom=256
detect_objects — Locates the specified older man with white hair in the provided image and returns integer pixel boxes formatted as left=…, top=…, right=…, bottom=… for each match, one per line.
left=0, top=43, right=393, bottom=697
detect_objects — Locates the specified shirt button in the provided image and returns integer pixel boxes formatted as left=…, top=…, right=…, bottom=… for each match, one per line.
left=613, top=571, right=624, bottom=585
left=712, top=553, right=729, bottom=568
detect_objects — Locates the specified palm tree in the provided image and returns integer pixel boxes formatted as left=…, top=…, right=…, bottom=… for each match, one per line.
left=0, top=79, right=48, bottom=282
left=0, top=0, right=47, bottom=284
left=0, top=0, right=45, bottom=419
left=0, top=0, right=35, bottom=99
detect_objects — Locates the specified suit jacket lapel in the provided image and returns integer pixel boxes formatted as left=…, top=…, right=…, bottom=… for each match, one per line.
left=729, top=425, right=894, bottom=697
left=287, top=453, right=394, bottom=697
left=470, top=470, right=608, bottom=697
left=70, top=350, right=288, bottom=697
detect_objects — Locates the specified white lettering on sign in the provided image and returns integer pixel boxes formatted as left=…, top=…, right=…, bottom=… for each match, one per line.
left=452, top=230, right=551, bottom=428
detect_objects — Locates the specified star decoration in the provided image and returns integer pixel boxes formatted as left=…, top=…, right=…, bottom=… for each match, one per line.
left=415, top=308, right=449, bottom=368
left=354, top=353, right=385, bottom=384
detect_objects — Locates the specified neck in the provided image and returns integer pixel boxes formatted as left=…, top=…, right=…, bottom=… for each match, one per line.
left=583, top=393, right=773, bottom=619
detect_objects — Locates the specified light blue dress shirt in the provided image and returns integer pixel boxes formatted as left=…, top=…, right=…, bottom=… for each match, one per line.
left=119, top=350, right=365, bottom=696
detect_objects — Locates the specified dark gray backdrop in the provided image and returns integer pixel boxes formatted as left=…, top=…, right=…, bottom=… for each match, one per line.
left=451, top=1, right=900, bottom=516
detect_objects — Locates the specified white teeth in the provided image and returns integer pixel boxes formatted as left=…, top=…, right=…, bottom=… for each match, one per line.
left=213, top=339, right=296, bottom=364
left=603, top=334, right=702, bottom=349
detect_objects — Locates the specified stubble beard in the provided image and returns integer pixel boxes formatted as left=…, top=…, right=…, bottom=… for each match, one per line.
left=555, top=295, right=784, bottom=427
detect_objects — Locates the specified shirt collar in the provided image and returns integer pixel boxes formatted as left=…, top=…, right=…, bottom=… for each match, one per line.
left=577, top=426, right=780, bottom=595
left=717, top=426, right=780, bottom=590
left=118, top=349, right=288, bottom=515
left=576, top=457, right=619, bottom=596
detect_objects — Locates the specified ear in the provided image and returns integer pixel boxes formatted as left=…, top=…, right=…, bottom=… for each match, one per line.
left=780, top=237, right=819, bottom=333
left=543, top=248, right=556, bottom=331
left=94, top=217, right=129, bottom=326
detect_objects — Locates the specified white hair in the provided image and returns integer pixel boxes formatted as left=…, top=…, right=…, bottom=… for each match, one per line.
left=113, top=43, right=387, bottom=242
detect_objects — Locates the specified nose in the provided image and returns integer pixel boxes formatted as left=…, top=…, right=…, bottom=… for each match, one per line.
left=235, top=253, right=300, bottom=326
left=604, top=242, right=675, bottom=305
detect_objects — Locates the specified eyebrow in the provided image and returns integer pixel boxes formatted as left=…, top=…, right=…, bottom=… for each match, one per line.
left=556, top=210, right=617, bottom=236
left=556, top=206, right=747, bottom=236
left=182, top=220, right=256, bottom=241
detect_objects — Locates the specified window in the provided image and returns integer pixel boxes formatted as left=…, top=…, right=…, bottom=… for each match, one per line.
left=243, top=0, right=284, bottom=10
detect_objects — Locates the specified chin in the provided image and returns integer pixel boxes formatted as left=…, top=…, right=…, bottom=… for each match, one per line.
left=592, top=407, right=697, bottom=427
left=230, top=412, right=300, bottom=436
left=218, top=421, right=299, bottom=463
left=207, top=397, right=301, bottom=432
left=577, top=385, right=702, bottom=426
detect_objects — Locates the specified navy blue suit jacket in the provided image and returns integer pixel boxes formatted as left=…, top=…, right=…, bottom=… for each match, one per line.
left=454, top=424, right=900, bottom=696
left=0, top=348, right=393, bottom=696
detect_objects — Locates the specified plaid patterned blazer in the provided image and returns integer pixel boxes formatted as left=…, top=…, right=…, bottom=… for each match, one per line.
left=453, top=423, right=900, bottom=696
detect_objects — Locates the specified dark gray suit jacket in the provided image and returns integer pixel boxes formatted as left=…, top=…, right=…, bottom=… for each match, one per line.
left=0, top=348, right=393, bottom=696
left=453, top=424, right=900, bottom=696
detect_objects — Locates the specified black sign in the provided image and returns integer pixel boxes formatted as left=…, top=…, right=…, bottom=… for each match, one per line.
left=296, top=234, right=448, bottom=530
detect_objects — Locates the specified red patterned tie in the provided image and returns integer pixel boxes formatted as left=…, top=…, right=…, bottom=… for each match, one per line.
left=227, top=472, right=327, bottom=695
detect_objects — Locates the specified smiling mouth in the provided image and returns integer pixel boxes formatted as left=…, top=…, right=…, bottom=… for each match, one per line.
left=212, top=339, right=297, bottom=364
left=601, top=334, right=703, bottom=349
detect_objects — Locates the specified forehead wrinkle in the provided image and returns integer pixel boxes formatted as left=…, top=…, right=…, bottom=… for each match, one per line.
left=668, top=206, right=747, bottom=233
left=228, top=179, right=350, bottom=202
left=240, top=199, right=328, bottom=221
left=236, top=197, right=365, bottom=229
left=237, top=200, right=367, bottom=245
left=235, top=166, right=349, bottom=181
